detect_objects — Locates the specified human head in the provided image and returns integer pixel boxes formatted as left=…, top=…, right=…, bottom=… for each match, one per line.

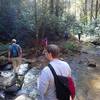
left=45, top=44, right=60, bottom=60
left=12, top=39, right=16, bottom=43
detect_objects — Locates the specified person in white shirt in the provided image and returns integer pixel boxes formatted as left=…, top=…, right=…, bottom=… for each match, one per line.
left=38, top=44, right=71, bottom=100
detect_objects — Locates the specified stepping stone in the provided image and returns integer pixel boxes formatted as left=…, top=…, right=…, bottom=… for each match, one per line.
left=87, top=58, right=96, bottom=68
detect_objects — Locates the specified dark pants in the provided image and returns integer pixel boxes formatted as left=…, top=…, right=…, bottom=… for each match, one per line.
left=78, top=34, right=81, bottom=42
left=64, top=35, right=68, bottom=40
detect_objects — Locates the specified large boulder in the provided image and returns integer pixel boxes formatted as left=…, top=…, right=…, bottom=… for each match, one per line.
left=91, top=38, right=100, bottom=46
left=15, top=95, right=32, bottom=100
left=87, top=58, right=96, bottom=68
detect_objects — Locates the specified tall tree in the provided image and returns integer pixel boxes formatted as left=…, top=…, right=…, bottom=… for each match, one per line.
left=95, top=0, right=99, bottom=19
left=50, top=0, right=54, bottom=14
left=34, top=0, right=38, bottom=39
left=68, top=0, right=71, bottom=13
left=90, top=0, right=93, bottom=22
left=84, top=0, right=88, bottom=24
left=55, top=0, right=60, bottom=17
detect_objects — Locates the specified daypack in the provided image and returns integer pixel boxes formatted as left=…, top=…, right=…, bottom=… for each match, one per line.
left=48, top=64, right=75, bottom=100
left=10, top=44, right=20, bottom=57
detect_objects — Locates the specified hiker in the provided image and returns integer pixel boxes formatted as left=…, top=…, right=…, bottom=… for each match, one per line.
left=42, top=37, right=48, bottom=48
left=38, top=44, right=73, bottom=100
left=77, top=25, right=83, bottom=42
left=64, top=31, right=68, bottom=40
left=8, top=39, right=22, bottom=73
left=78, top=31, right=81, bottom=42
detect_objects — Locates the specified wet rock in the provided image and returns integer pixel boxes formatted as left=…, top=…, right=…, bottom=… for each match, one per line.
left=0, top=91, right=5, bottom=100
left=15, top=95, right=32, bottom=100
left=17, top=64, right=29, bottom=75
left=87, top=59, right=96, bottom=68
left=18, top=67, right=40, bottom=99
left=91, top=41, right=100, bottom=46
left=82, top=51, right=88, bottom=54
left=0, top=71, right=15, bottom=87
left=88, top=63, right=96, bottom=68
left=78, top=60, right=83, bottom=64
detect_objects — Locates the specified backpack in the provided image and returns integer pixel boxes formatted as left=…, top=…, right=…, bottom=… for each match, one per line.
left=48, top=64, right=75, bottom=100
left=10, top=44, right=20, bottom=57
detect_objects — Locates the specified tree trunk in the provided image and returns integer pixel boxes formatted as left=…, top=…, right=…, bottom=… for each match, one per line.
left=55, top=0, right=59, bottom=17
left=75, top=0, right=76, bottom=17
left=68, top=0, right=71, bottom=13
left=50, top=0, right=54, bottom=14
left=34, top=0, right=38, bottom=39
left=84, top=0, right=88, bottom=24
left=90, top=0, right=93, bottom=22
left=95, top=0, right=99, bottom=19
left=99, top=1, right=100, bottom=15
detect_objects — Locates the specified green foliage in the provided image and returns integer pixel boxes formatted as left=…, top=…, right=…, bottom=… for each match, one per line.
left=36, top=13, right=76, bottom=39
left=72, top=21, right=83, bottom=35
left=83, top=18, right=100, bottom=36
left=72, top=17, right=100, bottom=39
left=0, top=0, right=77, bottom=41
left=63, top=14, right=76, bottom=30
left=0, top=43, right=9, bottom=52
left=64, top=41, right=78, bottom=51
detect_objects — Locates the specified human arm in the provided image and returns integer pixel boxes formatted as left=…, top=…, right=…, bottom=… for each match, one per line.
left=70, top=96, right=73, bottom=100
left=18, top=45, right=22, bottom=58
left=37, top=68, right=49, bottom=100
left=20, top=47, right=22, bottom=57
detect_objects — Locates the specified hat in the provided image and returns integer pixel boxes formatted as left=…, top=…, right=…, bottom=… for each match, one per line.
left=12, top=39, right=16, bottom=43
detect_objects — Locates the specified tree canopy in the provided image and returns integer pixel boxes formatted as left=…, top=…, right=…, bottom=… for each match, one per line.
left=0, top=0, right=100, bottom=46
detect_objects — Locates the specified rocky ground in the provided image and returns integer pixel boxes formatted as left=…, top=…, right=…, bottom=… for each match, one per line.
left=25, top=40, right=100, bottom=100
left=0, top=38, right=100, bottom=100
left=74, top=43, right=100, bottom=100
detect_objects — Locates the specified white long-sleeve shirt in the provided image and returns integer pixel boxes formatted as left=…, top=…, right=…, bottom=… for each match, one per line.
left=38, top=59, right=71, bottom=100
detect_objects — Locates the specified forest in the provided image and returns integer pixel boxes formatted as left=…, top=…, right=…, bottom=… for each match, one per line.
left=0, top=0, right=100, bottom=47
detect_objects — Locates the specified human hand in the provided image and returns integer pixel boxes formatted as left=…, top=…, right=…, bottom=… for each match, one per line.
left=70, top=96, right=73, bottom=100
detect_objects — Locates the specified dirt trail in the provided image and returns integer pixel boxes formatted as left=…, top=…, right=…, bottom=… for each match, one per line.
left=32, top=40, right=100, bottom=100
left=67, top=43, right=100, bottom=100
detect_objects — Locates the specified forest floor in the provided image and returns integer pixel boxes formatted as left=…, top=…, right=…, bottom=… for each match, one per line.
left=15, top=38, right=100, bottom=100
left=22, top=37, right=100, bottom=100
left=0, top=37, right=100, bottom=100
